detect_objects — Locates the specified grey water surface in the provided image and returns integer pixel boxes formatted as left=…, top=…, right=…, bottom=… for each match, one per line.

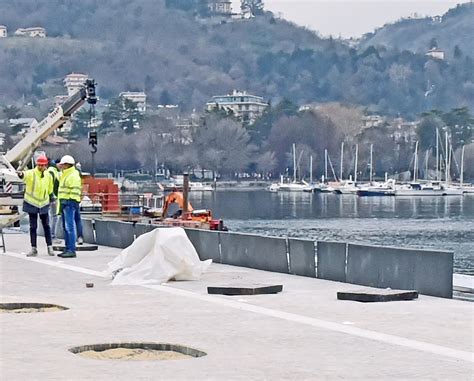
left=189, top=191, right=474, bottom=275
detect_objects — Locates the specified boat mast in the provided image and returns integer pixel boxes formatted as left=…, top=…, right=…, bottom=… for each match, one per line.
left=445, top=132, right=449, bottom=184
left=340, top=142, right=344, bottom=181
left=324, top=149, right=328, bottom=181
left=369, top=143, right=373, bottom=182
left=460, top=145, right=465, bottom=187
left=292, top=143, right=296, bottom=183
left=425, top=150, right=429, bottom=180
left=436, top=129, right=439, bottom=181
left=310, top=155, right=313, bottom=184
left=354, top=144, right=358, bottom=183
left=413, top=141, right=419, bottom=182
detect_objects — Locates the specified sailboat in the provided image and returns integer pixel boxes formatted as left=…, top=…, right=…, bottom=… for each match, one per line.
left=269, top=144, right=308, bottom=192
left=394, top=141, right=443, bottom=196
left=334, top=144, right=358, bottom=194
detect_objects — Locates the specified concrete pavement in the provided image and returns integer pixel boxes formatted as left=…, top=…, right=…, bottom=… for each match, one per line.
left=1, top=232, right=473, bottom=380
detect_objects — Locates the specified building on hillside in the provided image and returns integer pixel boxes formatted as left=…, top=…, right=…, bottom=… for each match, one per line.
left=391, top=118, right=419, bottom=144
left=64, top=73, right=88, bottom=96
left=206, top=90, right=268, bottom=124
left=14, top=27, right=46, bottom=37
left=157, top=105, right=180, bottom=120
left=0, top=25, right=7, bottom=37
left=9, top=118, right=38, bottom=136
left=208, top=0, right=232, bottom=15
left=119, top=92, right=147, bottom=113
left=362, top=114, right=386, bottom=129
left=426, top=48, right=445, bottom=60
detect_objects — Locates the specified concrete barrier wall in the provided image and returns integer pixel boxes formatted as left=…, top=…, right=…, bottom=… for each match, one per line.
left=71, top=219, right=454, bottom=298
left=134, top=223, right=157, bottom=238
left=95, top=219, right=135, bottom=249
left=184, top=228, right=220, bottom=262
left=220, top=231, right=289, bottom=274
left=346, top=244, right=453, bottom=298
left=317, top=241, right=347, bottom=282
left=81, top=219, right=95, bottom=244
left=413, top=249, right=453, bottom=298
left=288, top=238, right=316, bottom=278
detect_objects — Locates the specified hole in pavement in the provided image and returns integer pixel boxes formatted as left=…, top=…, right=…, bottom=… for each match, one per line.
left=0, top=303, right=68, bottom=314
left=69, top=342, right=207, bottom=361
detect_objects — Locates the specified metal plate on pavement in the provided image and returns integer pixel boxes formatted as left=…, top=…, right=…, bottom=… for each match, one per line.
left=207, top=284, right=283, bottom=296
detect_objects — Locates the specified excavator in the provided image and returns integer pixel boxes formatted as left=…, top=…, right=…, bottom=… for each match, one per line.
left=159, top=191, right=227, bottom=231
left=0, top=79, right=97, bottom=217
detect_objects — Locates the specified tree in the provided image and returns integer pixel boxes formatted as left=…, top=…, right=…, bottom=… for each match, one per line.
left=192, top=114, right=255, bottom=175
left=442, top=107, right=474, bottom=149
left=429, top=37, right=438, bottom=49
left=417, top=111, right=444, bottom=151
left=2, top=105, right=21, bottom=120
left=241, top=0, right=264, bottom=16
left=453, top=45, right=463, bottom=59
left=70, top=109, right=92, bottom=139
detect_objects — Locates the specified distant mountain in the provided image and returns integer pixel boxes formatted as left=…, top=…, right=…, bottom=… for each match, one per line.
left=359, top=3, right=474, bottom=58
left=0, top=0, right=472, bottom=118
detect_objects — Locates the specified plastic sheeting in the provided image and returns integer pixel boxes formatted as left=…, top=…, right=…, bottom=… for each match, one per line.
left=106, top=227, right=212, bottom=285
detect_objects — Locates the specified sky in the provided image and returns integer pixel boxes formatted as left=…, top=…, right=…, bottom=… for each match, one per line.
left=231, top=0, right=470, bottom=38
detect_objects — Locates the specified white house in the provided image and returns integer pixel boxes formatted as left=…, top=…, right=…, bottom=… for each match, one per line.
left=208, top=0, right=232, bottom=15
left=426, top=48, right=445, bottom=60
left=0, top=25, right=7, bottom=38
left=64, top=73, right=88, bottom=96
left=119, top=92, right=147, bottom=113
left=206, top=90, right=268, bottom=124
left=14, top=27, right=46, bottom=37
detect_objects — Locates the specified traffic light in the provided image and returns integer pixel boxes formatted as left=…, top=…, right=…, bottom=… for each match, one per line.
left=88, top=130, right=98, bottom=146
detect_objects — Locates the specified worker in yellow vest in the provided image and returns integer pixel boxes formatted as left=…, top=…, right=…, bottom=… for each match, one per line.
left=17, top=155, right=54, bottom=257
left=57, top=155, right=82, bottom=258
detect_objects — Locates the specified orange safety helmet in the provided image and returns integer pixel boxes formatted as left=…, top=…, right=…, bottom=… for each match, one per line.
left=36, top=155, right=49, bottom=166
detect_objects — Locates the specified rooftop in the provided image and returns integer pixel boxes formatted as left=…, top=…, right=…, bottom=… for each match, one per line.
left=1, top=232, right=473, bottom=379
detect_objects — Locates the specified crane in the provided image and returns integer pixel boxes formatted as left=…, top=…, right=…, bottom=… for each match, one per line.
left=0, top=79, right=97, bottom=209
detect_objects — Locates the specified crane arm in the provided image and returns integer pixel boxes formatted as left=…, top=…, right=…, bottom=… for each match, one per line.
left=4, top=80, right=96, bottom=170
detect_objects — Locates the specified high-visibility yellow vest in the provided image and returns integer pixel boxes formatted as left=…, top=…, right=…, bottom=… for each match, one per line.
left=23, top=167, right=53, bottom=209
left=46, top=166, right=59, bottom=196
left=58, top=166, right=82, bottom=202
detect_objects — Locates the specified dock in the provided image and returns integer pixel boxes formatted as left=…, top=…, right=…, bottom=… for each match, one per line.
left=1, top=232, right=473, bottom=380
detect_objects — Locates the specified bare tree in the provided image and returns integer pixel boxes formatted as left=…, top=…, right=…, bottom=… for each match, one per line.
left=241, top=0, right=264, bottom=16
left=192, top=115, right=256, bottom=175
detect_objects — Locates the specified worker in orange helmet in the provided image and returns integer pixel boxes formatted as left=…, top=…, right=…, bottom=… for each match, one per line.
left=16, top=154, right=55, bottom=257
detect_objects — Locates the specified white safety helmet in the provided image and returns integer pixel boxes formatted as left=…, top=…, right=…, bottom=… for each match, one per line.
left=59, top=155, right=75, bottom=165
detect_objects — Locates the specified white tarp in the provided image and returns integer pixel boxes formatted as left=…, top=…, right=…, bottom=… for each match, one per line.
left=106, top=227, right=212, bottom=285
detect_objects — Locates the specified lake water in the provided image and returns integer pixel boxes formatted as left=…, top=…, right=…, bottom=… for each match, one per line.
left=188, top=191, right=474, bottom=275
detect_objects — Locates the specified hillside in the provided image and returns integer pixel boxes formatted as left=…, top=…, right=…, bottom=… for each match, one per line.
left=359, top=3, right=474, bottom=56
left=0, top=0, right=472, bottom=117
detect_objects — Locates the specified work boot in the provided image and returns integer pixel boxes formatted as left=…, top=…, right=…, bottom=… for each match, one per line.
left=77, top=236, right=84, bottom=245
left=47, top=246, right=55, bottom=256
left=61, top=251, right=76, bottom=258
left=26, top=247, right=38, bottom=257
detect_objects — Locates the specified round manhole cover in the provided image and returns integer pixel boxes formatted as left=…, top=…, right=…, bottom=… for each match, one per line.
left=69, top=343, right=207, bottom=361
left=0, top=303, right=68, bottom=314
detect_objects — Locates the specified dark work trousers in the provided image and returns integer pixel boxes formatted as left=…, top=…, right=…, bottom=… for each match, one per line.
left=28, top=213, right=52, bottom=248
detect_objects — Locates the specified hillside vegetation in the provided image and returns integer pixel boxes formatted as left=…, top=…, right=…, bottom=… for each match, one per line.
left=360, top=3, right=474, bottom=56
left=0, top=0, right=472, bottom=118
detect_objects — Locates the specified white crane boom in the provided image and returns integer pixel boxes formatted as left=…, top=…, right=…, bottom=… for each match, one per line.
left=0, top=79, right=97, bottom=209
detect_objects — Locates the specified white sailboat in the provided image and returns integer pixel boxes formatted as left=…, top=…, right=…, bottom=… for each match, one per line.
left=334, top=144, right=358, bottom=194
left=395, top=141, right=443, bottom=196
left=269, top=144, right=308, bottom=192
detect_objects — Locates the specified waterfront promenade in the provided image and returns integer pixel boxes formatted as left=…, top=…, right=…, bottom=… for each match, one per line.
left=1, top=233, right=473, bottom=380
